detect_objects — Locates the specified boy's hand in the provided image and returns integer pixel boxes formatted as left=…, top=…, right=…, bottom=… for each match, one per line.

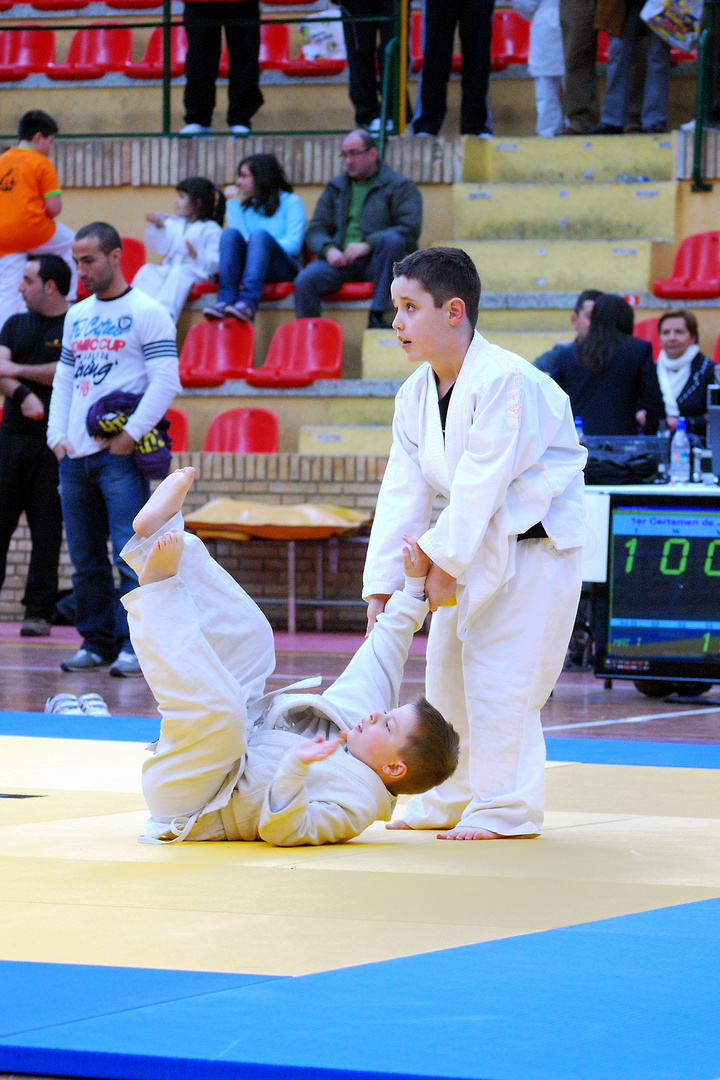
left=426, top=564, right=457, bottom=611
left=146, top=212, right=166, bottom=228
left=185, top=240, right=197, bottom=260
left=402, top=535, right=431, bottom=577
left=365, top=593, right=390, bottom=636
left=294, top=733, right=346, bottom=764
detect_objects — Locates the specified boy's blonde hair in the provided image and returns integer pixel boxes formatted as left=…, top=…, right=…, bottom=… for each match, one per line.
left=388, top=694, right=459, bottom=796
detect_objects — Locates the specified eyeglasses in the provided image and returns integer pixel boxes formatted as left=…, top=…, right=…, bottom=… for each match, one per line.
left=340, top=148, right=370, bottom=159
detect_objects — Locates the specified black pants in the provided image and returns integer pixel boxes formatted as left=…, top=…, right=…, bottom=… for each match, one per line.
left=412, top=0, right=495, bottom=135
left=183, top=0, right=263, bottom=128
left=293, top=229, right=407, bottom=317
left=341, top=0, right=395, bottom=127
left=0, top=430, right=63, bottom=620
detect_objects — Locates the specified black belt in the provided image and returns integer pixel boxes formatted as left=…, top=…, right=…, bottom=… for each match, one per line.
left=517, top=522, right=548, bottom=541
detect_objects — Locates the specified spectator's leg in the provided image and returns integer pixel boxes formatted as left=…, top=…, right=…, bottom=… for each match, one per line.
left=457, top=0, right=495, bottom=135
left=22, top=439, right=62, bottom=622
left=240, top=230, right=300, bottom=308
left=293, top=260, right=350, bottom=318
left=535, top=75, right=564, bottom=136
left=600, top=19, right=637, bottom=128
left=641, top=19, right=671, bottom=131
left=0, top=430, right=25, bottom=601
left=224, top=0, right=264, bottom=129
left=363, top=228, right=407, bottom=315
left=183, top=1, right=223, bottom=126
left=98, top=452, right=150, bottom=657
left=217, top=228, right=247, bottom=306
left=0, top=252, right=28, bottom=328
left=411, top=0, right=457, bottom=134
left=341, top=0, right=383, bottom=127
left=58, top=453, right=119, bottom=661
left=559, top=0, right=599, bottom=132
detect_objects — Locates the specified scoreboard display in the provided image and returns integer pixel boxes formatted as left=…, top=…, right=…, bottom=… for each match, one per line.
left=594, top=494, right=720, bottom=685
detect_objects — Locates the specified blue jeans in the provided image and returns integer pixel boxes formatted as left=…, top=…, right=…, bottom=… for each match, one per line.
left=59, top=450, right=150, bottom=659
left=217, top=228, right=300, bottom=308
left=601, top=0, right=671, bottom=131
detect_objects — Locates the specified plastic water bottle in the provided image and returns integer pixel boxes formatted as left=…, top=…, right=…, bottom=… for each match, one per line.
left=574, top=416, right=585, bottom=444
left=669, top=416, right=691, bottom=484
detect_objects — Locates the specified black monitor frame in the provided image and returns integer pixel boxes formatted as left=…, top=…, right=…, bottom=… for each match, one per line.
left=593, top=492, right=720, bottom=685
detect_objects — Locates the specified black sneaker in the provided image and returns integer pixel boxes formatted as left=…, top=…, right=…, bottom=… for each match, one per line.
left=60, top=648, right=110, bottom=672
left=21, top=617, right=52, bottom=637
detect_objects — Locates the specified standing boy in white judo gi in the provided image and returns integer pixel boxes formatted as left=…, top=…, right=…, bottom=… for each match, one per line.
left=363, top=247, right=586, bottom=840
left=121, top=467, right=459, bottom=847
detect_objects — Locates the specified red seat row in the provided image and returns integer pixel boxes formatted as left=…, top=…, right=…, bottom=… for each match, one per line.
left=187, top=278, right=374, bottom=305
left=166, top=405, right=280, bottom=453
left=0, top=21, right=344, bottom=81
left=179, top=317, right=343, bottom=390
left=653, top=232, right=720, bottom=300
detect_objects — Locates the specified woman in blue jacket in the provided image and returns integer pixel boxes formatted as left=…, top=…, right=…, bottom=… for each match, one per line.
left=204, top=154, right=306, bottom=323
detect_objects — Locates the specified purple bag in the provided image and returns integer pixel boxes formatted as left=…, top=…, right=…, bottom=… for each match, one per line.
left=86, top=391, right=172, bottom=480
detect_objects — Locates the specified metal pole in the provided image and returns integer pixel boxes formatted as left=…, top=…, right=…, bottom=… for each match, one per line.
left=397, top=0, right=408, bottom=133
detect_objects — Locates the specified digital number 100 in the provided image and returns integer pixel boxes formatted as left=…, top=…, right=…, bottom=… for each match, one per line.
left=624, top=537, right=720, bottom=576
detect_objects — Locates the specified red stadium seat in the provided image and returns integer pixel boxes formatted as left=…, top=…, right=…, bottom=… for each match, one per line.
left=179, top=320, right=254, bottom=388
left=187, top=280, right=295, bottom=302
left=31, top=0, right=87, bottom=9
left=46, top=23, right=132, bottom=79
left=0, top=1, right=14, bottom=9
left=596, top=31, right=609, bottom=62
left=490, top=8, right=529, bottom=69
left=324, top=281, right=374, bottom=302
left=633, top=317, right=661, bottom=361
left=652, top=232, right=720, bottom=300
left=670, top=45, right=697, bottom=63
left=124, top=25, right=186, bottom=78
left=75, top=236, right=145, bottom=300
left=202, top=407, right=279, bottom=452
left=259, top=21, right=289, bottom=70
left=165, top=406, right=189, bottom=452
left=106, top=0, right=160, bottom=7
left=245, top=317, right=342, bottom=388
left=0, top=26, right=54, bottom=80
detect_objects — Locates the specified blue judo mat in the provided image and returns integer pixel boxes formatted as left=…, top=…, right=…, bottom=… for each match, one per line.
left=0, top=899, right=719, bottom=1080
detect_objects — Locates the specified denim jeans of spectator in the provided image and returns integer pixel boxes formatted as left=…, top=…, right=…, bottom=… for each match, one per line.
left=217, top=229, right=300, bottom=308
left=601, top=1, right=671, bottom=131
left=59, top=450, right=150, bottom=660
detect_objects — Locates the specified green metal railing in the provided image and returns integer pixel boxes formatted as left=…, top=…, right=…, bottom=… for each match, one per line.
left=692, top=0, right=719, bottom=190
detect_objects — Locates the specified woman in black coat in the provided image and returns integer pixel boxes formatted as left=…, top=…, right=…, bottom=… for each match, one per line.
left=542, top=293, right=665, bottom=436
left=656, top=309, right=718, bottom=441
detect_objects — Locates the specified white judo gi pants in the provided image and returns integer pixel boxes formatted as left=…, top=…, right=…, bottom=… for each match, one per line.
left=121, top=514, right=275, bottom=828
left=401, top=539, right=583, bottom=835
left=535, top=75, right=565, bottom=137
left=0, top=222, right=77, bottom=329
left=131, top=263, right=197, bottom=323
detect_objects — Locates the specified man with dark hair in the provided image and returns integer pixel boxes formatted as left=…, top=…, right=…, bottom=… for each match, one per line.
left=534, top=288, right=603, bottom=372
left=293, top=129, right=422, bottom=329
left=47, top=222, right=181, bottom=677
left=363, top=246, right=586, bottom=841
left=0, top=254, right=70, bottom=636
left=0, top=110, right=76, bottom=328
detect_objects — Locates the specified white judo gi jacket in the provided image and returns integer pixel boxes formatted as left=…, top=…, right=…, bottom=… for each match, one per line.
left=363, top=331, right=586, bottom=634
left=143, top=216, right=222, bottom=280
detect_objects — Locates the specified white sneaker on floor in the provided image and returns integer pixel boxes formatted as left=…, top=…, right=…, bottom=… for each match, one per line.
left=45, top=693, right=84, bottom=715
left=179, top=123, right=212, bottom=135
left=110, top=650, right=143, bottom=678
left=78, top=693, right=112, bottom=716
left=229, top=124, right=250, bottom=136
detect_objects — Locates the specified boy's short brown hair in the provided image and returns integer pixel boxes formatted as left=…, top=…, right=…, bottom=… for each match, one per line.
left=393, top=246, right=481, bottom=329
left=389, top=694, right=459, bottom=796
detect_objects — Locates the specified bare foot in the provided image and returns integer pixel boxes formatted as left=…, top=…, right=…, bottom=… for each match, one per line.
left=385, top=820, right=413, bottom=830
left=436, top=827, right=539, bottom=840
left=132, top=467, right=195, bottom=538
left=139, top=530, right=183, bottom=586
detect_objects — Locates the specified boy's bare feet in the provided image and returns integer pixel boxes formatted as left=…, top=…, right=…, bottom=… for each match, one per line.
left=385, top=820, right=412, bottom=830
left=132, top=467, right=195, bottom=538
left=436, top=827, right=539, bottom=840
left=139, top=530, right=183, bottom=586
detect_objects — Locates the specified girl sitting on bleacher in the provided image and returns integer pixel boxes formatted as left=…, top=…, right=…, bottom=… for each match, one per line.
left=204, top=153, right=306, bottom=324
left=133, top=177, right=225, bottom=323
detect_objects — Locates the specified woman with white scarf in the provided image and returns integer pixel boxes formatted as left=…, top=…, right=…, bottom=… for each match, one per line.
left=657, top=310, right=718, bottom=441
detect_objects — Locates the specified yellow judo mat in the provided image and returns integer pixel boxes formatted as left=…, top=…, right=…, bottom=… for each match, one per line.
left=2, top=729, right=720, bottom=978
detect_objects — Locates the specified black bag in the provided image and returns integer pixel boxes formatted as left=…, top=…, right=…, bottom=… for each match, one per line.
left=583, top=436, right=669, bottom=485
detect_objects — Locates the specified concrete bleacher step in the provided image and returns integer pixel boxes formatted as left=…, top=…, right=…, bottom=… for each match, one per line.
left=298, top=425, right=393, bottom=455
left=461, top=133, right=676, bottom=185
left=453, top=182, right=676, bottom=241
left=361, top=328, right=576, bottom=379
left=436, top=239, right=662, bottom=294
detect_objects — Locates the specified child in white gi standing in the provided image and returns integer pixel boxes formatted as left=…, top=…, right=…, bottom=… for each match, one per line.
left=132, top=177, right=225, bottom=323
left=120, top=467, right=459, bottom=847
left=512, top=0, right=565, bottom=137
left=363, top=247, right=586, bottom=840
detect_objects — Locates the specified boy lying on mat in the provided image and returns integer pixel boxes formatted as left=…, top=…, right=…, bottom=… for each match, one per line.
left=120, top=468, right=459, bottom=846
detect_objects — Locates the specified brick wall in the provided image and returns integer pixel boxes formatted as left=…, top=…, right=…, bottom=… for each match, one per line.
left=1, top=452, right=390, bottom=633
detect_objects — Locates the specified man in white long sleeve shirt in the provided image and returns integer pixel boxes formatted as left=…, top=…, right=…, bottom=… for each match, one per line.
left=47, top=221, right=181, bottom=677
left=119, top=467, right=459, bottom=847
left=363, top=247, right=586, bottom=840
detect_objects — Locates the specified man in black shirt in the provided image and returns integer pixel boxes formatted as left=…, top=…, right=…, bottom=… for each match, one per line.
left=0, top=253, right=70, bottom=636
